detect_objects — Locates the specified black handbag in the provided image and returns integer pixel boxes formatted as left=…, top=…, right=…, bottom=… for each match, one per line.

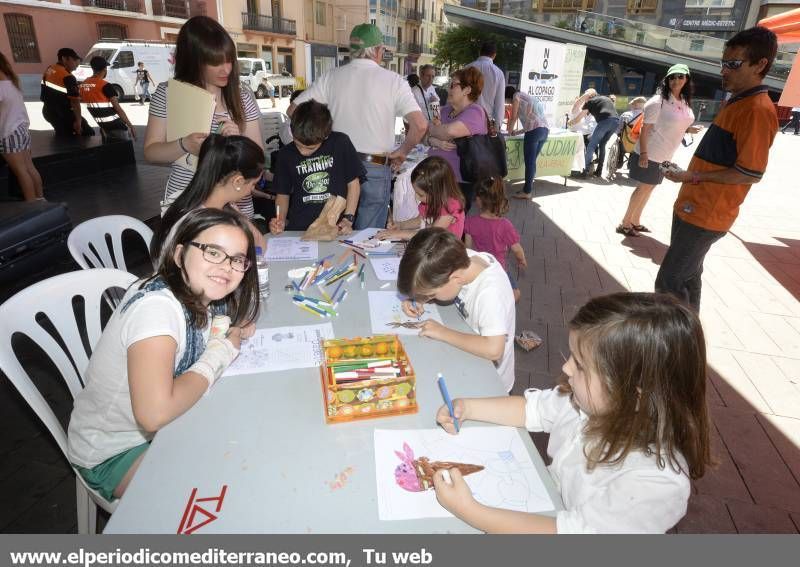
left=454, top=108, right=507, bottom=182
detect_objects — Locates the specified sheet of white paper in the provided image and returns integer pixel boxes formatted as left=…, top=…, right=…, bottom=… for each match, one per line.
left=369, top=256, right=402, bottom=281
left=222, top=323, right=334, bottom=376
left=374, top=427, right=555, bottom=521
left=265, top=237, right=318, bottom=261
left=368, top=291, right=443, bottom=335
left=342, top=228, right=395, bottom=253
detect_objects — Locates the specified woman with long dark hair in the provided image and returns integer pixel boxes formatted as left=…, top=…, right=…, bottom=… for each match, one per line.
left=151, top=134, right=266, bottom=261
left=0, top=51, right=44, bottom=201
left=618, top=64, right=701, bottom=237
left=143, top=16, right=264, bottom=220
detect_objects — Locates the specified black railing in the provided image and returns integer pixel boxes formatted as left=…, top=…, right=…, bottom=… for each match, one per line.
left=399, top=42, right=422, bottom=54
left=152, top=0, right=199, bottom=19
left=405, top=8, right=424, bottom=22
left=241, top=12, right=297, bottom=36
left=81, top=0, right=143, bottom=12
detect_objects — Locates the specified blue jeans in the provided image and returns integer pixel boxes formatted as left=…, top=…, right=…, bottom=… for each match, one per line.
left=584, top=116, right=619, bottom=172
left=655, top=214, right=725, bottom=311
left=523, top=127, right=549, bottom=193
left=354, top=161, right=392, bottom=229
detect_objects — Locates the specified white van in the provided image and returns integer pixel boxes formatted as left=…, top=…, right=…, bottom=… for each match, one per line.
left=73, top=40, right=175, bottom=99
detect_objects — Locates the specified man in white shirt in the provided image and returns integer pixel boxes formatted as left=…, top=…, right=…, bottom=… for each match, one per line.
left=414, top=64, right=440, bottom=121
left=290, top=23, right=427, bottom=229
left=467, top=41, right=506, bottom=127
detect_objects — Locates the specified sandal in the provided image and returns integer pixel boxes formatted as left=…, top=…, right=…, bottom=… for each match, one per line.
left=615, top=225, right=640, bottom=237
left=632, top=224, right=651, bottom=233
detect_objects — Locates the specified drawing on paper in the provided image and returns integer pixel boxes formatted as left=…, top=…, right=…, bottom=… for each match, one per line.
left=368, top=291, right=443, bottom=336
left=393, top=442, right=484, bottom=492
left=374, top=428, right=555, bottom=521
left=223, top=323, right=334, bottom=376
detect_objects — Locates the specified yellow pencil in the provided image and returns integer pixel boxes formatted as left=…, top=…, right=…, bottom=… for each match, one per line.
left=294, top=301, right=325, bottom=318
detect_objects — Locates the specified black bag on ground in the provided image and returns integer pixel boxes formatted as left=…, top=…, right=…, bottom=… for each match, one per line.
left=454, top=109, right=507, bottom=182
left=0, top=200, right=72, bottom=288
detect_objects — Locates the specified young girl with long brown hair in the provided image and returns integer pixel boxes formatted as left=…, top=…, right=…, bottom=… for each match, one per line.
left=377, top=155, right=465, bottom=239
left=432, top=292, right=712, bottom=533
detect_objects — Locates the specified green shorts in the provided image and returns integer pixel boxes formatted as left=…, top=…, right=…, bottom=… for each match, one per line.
left=74, top=442, right=149, bottom=501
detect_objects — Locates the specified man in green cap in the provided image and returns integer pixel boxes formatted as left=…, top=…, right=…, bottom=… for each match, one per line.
left=289, top=23, right=427, bottom=230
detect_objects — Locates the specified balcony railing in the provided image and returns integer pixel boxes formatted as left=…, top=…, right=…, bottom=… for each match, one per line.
left=399, top=42, right=422, bottom=54
left=151, top=0, right=203, bottom=19
left=80, top=0, right=143, bottom=12
left=241, top=12, right=297, bottom=36
left=405, top=8, right=424, bottom=22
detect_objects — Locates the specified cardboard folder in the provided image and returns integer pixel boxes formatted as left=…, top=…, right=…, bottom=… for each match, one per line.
left=166, top=79, right=216, bottom=141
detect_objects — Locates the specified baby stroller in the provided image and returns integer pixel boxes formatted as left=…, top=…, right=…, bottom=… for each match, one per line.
left=606, top=113, right=643, bottom=180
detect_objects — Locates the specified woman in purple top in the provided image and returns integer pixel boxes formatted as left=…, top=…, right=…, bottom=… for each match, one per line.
left=426, top=67, right=488, bottom=212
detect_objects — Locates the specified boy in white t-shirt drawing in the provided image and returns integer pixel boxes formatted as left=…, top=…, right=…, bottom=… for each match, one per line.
left=397, top=227, right=517, bottom=392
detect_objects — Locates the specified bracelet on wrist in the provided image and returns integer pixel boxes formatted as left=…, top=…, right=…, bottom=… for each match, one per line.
left=178, top=137, right=189, bottom=154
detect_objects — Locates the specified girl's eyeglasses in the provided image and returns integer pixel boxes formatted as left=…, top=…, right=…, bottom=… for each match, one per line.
left=720, top=59, right=745, bottom=70
left=188, top=242, right=251, bottom=272
left=669, top=74, right=686, bottom=80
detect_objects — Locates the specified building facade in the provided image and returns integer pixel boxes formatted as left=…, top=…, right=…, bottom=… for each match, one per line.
left=1, top=0, right=214, bottom=95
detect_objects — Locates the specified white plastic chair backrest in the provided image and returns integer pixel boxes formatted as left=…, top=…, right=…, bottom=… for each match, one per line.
left=68, top=215, right=153, bottom=272
left=0, top=269, right=137, bottom=457
left=261, top=111, right=288, bottom=141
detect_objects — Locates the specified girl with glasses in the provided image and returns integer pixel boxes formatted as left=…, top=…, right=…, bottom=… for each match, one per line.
left=67, top=208, right=260, bottom=501
left=152, top=134, right=267, bottom=261
left=618, top=64, right=702, bottom=237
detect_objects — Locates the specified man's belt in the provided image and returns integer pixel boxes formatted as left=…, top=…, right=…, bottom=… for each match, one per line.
left=357, top=152, right=389, bottom=165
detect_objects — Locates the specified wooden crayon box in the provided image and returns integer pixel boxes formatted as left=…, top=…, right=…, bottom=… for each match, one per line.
left=320, top=334, right=417, bottom=423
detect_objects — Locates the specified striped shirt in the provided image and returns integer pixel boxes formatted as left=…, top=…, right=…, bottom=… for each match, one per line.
left=149, top=83, right=261, bottom=217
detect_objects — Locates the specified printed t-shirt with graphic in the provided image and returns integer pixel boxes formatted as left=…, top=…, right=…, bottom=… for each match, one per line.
left=464, top=216, right=520, bottom=270
left=674, top=86, right=777, bottom=232
left=456, top=250, right=516, bottom=393
left=418, top=196, right=465, bottom=239
left=149, top=82, right=261, bottom=217
left=273, top=131, right=365, bottom=231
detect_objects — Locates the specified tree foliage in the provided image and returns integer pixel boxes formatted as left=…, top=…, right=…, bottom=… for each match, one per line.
left=433, top=26, right=524, bottom=73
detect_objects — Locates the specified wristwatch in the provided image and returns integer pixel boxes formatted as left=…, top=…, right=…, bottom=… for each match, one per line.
left=341, top=213, right=355, bottom=223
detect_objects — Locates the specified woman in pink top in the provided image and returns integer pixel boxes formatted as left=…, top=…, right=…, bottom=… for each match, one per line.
left=464, top=177, right=527, bottom=302
left=377, top=156, right=465, bottom=239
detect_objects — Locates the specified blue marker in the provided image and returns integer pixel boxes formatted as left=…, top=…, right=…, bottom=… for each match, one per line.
left=412, top=298, right=421, bottom=320
left=437, top=372, right=459, bottom=432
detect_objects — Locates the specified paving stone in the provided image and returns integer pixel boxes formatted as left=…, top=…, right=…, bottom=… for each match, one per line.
left=726, top=499, right=799, bottom=533
left=732, top=351, right=800, bottom=419
left=673, top=494, right=737, bottom=534
left=711, top=406, right=800, bottom=513
left=706, top=348, right=770, bottom=412
left=693, top=420, right=750, bottom=502
left=755, top=413, right=800, bottom=485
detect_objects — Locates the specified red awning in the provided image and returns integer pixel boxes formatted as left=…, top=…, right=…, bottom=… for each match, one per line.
left=758, top=7, right=800, bottom=43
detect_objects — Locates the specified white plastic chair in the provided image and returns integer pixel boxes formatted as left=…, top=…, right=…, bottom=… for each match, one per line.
left=68, top=215, right=153, bottom=272
left=0, top=268, right=138, bottom=533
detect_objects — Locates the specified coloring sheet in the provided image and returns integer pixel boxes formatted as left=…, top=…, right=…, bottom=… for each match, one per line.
left=368, top=291, right=443, bottom=335
left=344, top=228, right=395, bottom=253
left=369, top=256, right=402, bottom=281
left=265, top=237, right=318, bottom=261
left=374, top=427, right=555, bottom=521
left=223, top=323, right=334, bottom=376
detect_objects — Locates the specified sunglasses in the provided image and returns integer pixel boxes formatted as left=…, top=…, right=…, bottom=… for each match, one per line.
left=720, top=59, right=745, bottom=70
left=668, top=74, right=686, bottom=80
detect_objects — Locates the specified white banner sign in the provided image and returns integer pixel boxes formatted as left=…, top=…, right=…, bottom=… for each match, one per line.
left=520, top=38, right=586, bottom=129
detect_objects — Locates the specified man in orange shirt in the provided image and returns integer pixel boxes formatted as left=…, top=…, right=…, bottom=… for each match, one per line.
left=79, top=57, right=136, bottom=141
left=40, top=47, right=93, bottom=137
left=655, top=27, right=779, bottom=310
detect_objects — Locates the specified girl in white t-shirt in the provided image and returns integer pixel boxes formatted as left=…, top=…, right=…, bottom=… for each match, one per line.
left=67, top=208, right=260, bottom=501
left=0, top=51, right=43, bottom=201
left=618, top=64, right=702, bottom=237
left=432, top=292, right=712, bottom=533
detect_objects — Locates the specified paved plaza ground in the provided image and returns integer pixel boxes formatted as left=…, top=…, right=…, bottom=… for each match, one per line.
left=1, top=100, right=799, bottom=532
